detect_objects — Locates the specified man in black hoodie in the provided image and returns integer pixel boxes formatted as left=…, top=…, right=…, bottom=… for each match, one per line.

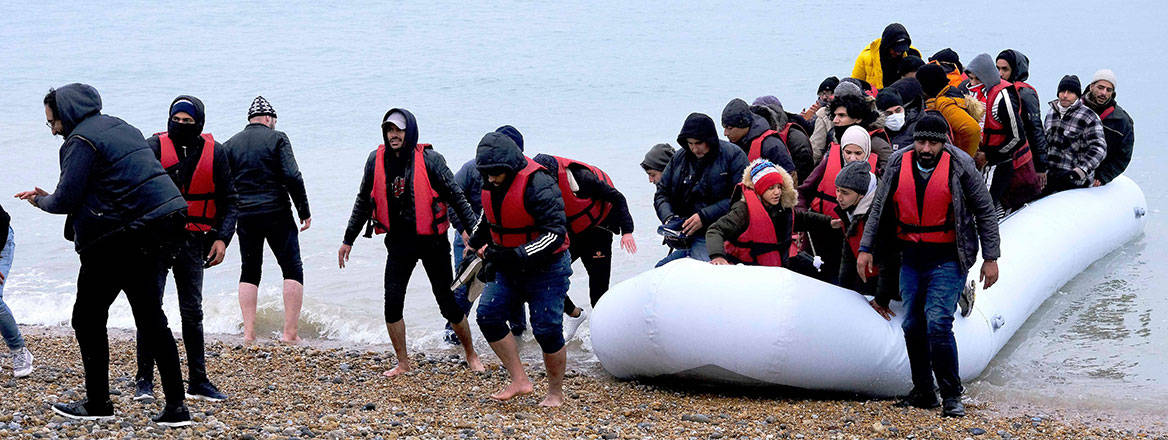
left=996, top=49, right=1050, bottom=178
left=223, top=96, right=310, bottom=344
left=135, top=95, right=237, bottom=403
left=467, top=132, right=573, bottom=407
left=338, top=108, right=484, bottom=376
left=654, top=113, right=749, bottom=267
left=17, top=83, right=191, bottom=426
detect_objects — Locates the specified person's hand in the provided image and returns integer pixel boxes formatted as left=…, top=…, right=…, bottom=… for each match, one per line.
left=681, top=213, right=703, bottom=236
left=710, top=257, right=731, bottom=265
left=1073, top=168, right=1087, bottom=185
left=300, top=217, right=312, bottom=231
left=620, top=233, right=637, bottom=254
left=974, top=152, right=988, bottom=170
left=856, top=251, right=875, bottom=282
left=1092, top=179, right=1102, bottom=187
left=206, top=240, right=227, bottom=267
left=0, top=270, right=5, bottom=286
left=830, top=219, right=843, bottom=229
left=338, top=244, right=352, bottom=269
left=800, top=102, right=820, bottom=121
left=461, top=231, right=471, bottom=244
left=1037, top=172, right=1048, bottom=192
left=475, top=245, right=487, bottom=259
left=869, top=299, right=895, bottom=321
left=486, top=246, right=521, bottom=266
left=15, top=187, right=49, bottom=206
left=980, top=259, right=999, bottom=289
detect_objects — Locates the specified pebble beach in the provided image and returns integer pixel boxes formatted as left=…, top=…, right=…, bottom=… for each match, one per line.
left=0, top=326, right=1160, bottom=439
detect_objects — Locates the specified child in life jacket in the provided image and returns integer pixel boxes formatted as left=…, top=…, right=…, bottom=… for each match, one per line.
left=707, top=159, right=830, bottom=269
left=832, top=161, right=880, bottom=294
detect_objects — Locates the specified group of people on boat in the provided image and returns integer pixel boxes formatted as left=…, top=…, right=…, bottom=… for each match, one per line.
left=0, top=22, right=1135, bottom=426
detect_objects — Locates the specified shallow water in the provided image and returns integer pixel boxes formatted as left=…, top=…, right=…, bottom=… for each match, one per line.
left=0, top=0, right=1164, bottom=415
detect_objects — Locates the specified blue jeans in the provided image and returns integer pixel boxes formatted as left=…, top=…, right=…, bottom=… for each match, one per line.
left=899, top=254, right=966, bottom=398
left=0, top=227, right=24, bottom=351
left=655, top=236, right=709, bottom=268
left=448, top=233, right=526, bottom=333
left=476, top=252, right=571, bottom=353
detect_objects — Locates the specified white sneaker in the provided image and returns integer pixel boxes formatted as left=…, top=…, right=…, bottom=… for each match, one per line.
left=562, top=308, right=588, bottom=342
left=11, top=347, right=34, bottom=378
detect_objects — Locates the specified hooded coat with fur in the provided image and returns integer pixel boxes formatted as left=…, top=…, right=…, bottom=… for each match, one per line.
left=705, top=166, right=828, bottom=265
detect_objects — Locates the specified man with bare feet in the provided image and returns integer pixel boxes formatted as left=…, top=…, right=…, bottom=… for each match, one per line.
left=467, top=132, right=573, bottom=407
left=338, top=108, right=484, bottom=376
left=223, top=96, right=310, bottom=344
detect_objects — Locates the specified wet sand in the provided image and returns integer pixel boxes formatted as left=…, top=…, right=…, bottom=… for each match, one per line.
left=0, top=325, right=1162, bottom=439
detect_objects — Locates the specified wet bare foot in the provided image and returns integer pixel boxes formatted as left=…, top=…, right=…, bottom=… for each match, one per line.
left=279, top=336, right=302, bottom=345
left=383, top=363, right=411, bottom=378
left=490, top=379, right=533, bottom=401
left=242, top=336, right=258, bottom=345
left=539, top=392, right=565, bottom=407
left=467, top=354, right=486, bottom=372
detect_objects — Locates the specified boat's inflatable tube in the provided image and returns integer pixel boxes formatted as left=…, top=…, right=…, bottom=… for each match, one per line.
left=592, top=176, right=1147, bottom=396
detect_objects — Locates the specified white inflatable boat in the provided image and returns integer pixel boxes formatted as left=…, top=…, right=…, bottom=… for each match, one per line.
left=591, top=176, right=1147, bottom=396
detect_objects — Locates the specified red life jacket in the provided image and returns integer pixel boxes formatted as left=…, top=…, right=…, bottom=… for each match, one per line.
left=550, top=156, right=615, bottom=235
left=981, top=80, right=1032, bottom=168
left=723, top=186, right=785, bottom=267
left=482, top=158, right=570, bottom=253
left=843, top=216, right=879, bottom=279
left=158, top=133, right=216, bottom=233
left=811, top=143, right=878, bottom=219
left=894, top=150, right=956, bottom=244
left=370, top=143, right=449, bottom=236
left=777, top=122, right=806, bottom=146
left=747, top=129, right=780, bottom=161
left=868, top=127, right=891, bottom=146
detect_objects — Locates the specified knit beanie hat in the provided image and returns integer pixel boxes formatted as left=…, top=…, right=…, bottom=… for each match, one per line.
left=641, top=143, right=675, bottom=171
left=721, top=98, right=753, bottom=128
left=875, top=88, right=903, bottom=111
left=494, top=125, right=524, bottom=151
left=913, top=113, right=950, bottom=143
left=929, top=48, right=962, bottom=71
left=748, top=159, right=784, bottom=196
left=170, top=99, right=199, bottom=118
left=840, top=125, right=872, bottom=160
left=917, top=63, right=948, bottom=98
left=835, top=160, right=873, bottom=195
left=1058, top=75, right=1082, bottom=96
left=247, top=96, right=276, bottom=119
left=1090, top=69, right=1117, bottom=89
left=834, top=81, right=864, bottom=99
left=818, top=76, right=840, bottom=95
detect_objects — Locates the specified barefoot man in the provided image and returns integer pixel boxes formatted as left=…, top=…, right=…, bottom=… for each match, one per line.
left=467, top=131, right=573, bottom=406
left=338, top=108, right=484, bottom=376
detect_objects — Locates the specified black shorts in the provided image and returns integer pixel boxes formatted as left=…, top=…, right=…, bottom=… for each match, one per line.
left=236, top=210, right=303, bottom=285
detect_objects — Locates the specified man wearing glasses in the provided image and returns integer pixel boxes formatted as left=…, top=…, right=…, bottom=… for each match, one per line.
left=135, top=95, right=237, bottom=403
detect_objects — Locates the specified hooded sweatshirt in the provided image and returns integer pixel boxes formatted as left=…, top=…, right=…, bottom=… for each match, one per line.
left=342, top=108, right=475, bottom=245
left=735, top=113, right=797, bottom=173
left=997, top=49, right=1049, bottom=171
left=968, top=53, right=1025, bottom=163
left=654, top=113, right=749, bottom=233
left=146, top=95, right=239, bottom=245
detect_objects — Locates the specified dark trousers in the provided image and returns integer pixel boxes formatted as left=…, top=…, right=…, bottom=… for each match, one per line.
left=899, top=254, right=965, bottom=398
left=448, top=233, right=525, bottom=331
left=136, top=232, right=209, bottom=386
left=237, top=210, right=303, bottom=285
left=74, top=220, right=185, bottom=407
left=383, top=233, right=464, bottom=324
left=804, top=222, right=842, bottom=285
left=563, top=227, right=613, bottom=311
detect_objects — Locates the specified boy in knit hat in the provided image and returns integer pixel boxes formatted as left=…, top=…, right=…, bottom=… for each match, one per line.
left=832, top=161, right=884, bottom=300
left=640, top=143, right=676, bottom=184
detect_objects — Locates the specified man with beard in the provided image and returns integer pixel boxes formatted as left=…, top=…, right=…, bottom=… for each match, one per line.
left=1080, top=69, right=1135, bottom=186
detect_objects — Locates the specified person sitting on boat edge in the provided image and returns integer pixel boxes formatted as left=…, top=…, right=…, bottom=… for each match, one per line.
left=1080, top=69, right=1135, bottom=187
left=1042, top=75, right=1107, bottom=195
left=706, top=159, right=826, bottom=271
left=857, top=113, right=1000, bottom=418
left=654, top=113, right=748, bottom=267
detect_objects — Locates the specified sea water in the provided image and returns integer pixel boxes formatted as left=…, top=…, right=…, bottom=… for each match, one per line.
left=0, top=0, right=1163, bottom=416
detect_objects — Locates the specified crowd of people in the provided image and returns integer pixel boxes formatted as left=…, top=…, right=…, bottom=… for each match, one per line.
left=0, top=23, right=1135, bottom=427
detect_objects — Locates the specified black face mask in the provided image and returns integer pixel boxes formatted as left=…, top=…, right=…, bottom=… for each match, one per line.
left=167, top=120, right=202, bottom=146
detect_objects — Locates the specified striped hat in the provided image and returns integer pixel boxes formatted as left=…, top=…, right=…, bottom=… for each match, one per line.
left=247, top=95, right=277, bottom=119
left=749, top=159, right=784, bottom=196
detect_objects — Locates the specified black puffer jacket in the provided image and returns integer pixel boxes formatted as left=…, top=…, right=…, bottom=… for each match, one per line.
left=467, top=133, right=567, bottom=269
left=34, top=83, right=187, bottom=253
left=751, top=104, right=814, bottom=181
left=342, top=108, right=475, bottom=245
left=735, top=114, right=796, bottom=173
left=223, top=121, right=310, bottom=219
left=146, top=95, right=238, bottom=245
left=998, top=49, right=1050, bottom=172
left=533, top=154, right=635, bottom=235
left=655, top=113, right=749, bottom=234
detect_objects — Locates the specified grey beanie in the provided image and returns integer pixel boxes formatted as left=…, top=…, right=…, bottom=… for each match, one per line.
left=834, top=81, right=864, bottom=99
left=834, top=160, right=873, bottom=195
left=721, top=98, right=754, bottom=128
left=641, top=143, right=676, bottom=171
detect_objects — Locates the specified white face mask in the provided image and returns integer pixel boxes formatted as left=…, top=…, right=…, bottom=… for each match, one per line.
left=885, top=112, right=906, bottom=131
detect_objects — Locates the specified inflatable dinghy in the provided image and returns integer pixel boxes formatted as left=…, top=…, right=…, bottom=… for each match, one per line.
left=591, top=176, right=1147, bottom=396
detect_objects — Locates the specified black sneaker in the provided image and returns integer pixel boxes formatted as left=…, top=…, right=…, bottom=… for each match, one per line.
left=893, top=388, right=941, bottom=409
left=186, top=381, right=228, bottom=402
left=52, top=399, right=115, bottom=421
left=151, top=404, right=192, bottom=428
left=133, top=378, right=155, bottom=402
left=443, top=329, right=460, bottom=346
left=942, top=397, right=966, bottom=417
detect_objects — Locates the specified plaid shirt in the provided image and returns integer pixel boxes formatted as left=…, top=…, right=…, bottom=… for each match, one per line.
left=1043, top=99, right=1107, bottom=182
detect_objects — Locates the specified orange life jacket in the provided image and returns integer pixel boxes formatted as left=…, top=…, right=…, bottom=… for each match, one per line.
left=159, top=133, right=216, bottom=233
left=811, top=143, right=878, bottom=219
left=370, top=143, right=449, bottom=236
left=482, top=158, right=570, bottom=253
left=981, top=81, right=1033, bottom=168
left=549, top=156, right=615, bottom=235
left=894, top=150, right=956, bottom=244
left=723, top=186, right=786, bottom=267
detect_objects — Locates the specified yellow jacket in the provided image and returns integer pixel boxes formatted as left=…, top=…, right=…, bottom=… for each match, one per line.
left=851, top=38, right=919, bottom=90
left=925, top=86, right=985, bottom=157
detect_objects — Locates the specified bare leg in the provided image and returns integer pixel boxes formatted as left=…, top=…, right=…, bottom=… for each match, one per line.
left=238, top=282, right=259, bottom=343
left=280, top=279, right=303, bottom=343
left=383, top=320, right=411, bottom=377
left=487, top=333, right=533, bottom=400
left=539, top=347, right=567, bottom=407
left=450, top=316, right=484, bottom=372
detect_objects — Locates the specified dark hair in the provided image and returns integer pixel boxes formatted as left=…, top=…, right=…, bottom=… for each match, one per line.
left=43, top=88, right=59, bottom=119
left=829, top=95, right=875, bottom=125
